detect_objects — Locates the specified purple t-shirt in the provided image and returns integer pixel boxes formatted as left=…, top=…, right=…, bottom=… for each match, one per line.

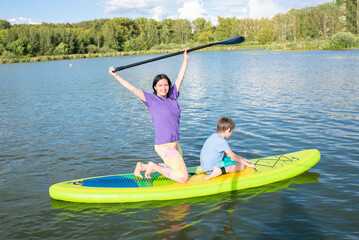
left=142, top=84, right=181, bottom=145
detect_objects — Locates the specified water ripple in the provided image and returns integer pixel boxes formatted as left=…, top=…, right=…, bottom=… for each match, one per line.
left=1, top=49, right=358, bottom=239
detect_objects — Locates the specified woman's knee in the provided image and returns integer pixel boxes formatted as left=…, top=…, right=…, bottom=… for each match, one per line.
left=171, top=169, right=189, bottom=183
left=176, top=174, right=188, bottom=183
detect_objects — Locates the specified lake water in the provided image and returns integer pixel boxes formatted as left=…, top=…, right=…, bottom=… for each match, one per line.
left=1, top=49, right=358, bottom=239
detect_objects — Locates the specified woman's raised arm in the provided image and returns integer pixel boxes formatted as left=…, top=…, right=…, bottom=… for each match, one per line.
left=109, top=67, right=146, bottom=102
left=174, top=49, right=189, bottom=92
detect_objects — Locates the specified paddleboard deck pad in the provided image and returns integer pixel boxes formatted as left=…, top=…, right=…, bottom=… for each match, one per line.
left=49, top=149, right=320, bottom=203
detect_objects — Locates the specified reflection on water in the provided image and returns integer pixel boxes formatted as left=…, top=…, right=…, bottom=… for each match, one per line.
left=51, top=172, right=319, bottom=212
left=154, top=203, right=195, bottom=235
left=258, top=193, right=325, bottom=240
left=50, top=172, right=319, bottom=238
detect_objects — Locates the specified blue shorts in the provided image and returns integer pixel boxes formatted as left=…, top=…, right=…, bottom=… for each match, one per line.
left=219, top=156, right=237, bottom=168
left=205, top=156, right=237, bottom=175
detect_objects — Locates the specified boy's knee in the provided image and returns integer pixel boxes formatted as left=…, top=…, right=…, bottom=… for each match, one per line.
left=226, top=163, right=244, bottom=173
left=237, top=163, right=245, bottom=171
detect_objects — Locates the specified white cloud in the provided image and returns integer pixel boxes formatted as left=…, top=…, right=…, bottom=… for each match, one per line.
left=102, top=0, right=212, bottom=22
left=7, top=17, right=41, bottom=25
left=248, top=0, right=283, bottom=19
left=152, top=5, right=169, bottom=21
left=103, top=0, right=170, bottom=15
left=207, top=0, right=248, bottom=18
left=110, top=0, right=144, bottom=11
left=177, top=0, right=208, bottom=21
left=101, top=0, right=287, bottom=23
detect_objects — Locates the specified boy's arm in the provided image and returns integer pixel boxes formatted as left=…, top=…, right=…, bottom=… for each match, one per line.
left=225, top=149, right=256, bottom=168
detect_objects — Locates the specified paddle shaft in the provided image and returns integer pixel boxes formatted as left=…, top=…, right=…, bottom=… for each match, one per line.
left=113, top=36, right=244, bottom=72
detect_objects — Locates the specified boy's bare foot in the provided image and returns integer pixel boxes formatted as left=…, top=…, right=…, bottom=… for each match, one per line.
left=134, top=162, right=146, bottom=178
left=204, top=166, right=222, bottom=180
left=145, top=161, right=157, bottom=179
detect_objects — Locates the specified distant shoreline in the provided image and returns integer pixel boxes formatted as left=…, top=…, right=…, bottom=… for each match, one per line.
left=1, top=39, right=358, bottom=64
left=0, top=45, right=252, bottom=64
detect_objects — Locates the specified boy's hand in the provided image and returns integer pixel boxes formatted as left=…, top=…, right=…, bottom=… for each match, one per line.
left=226, top=150, right=256, bottom=169
left=244, top=159, right=256, bottom=169
left=238, top=156, right=256, bottom=169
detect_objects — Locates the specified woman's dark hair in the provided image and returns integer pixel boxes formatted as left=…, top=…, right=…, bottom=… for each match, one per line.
left=152, top=74, right=172, bottom=96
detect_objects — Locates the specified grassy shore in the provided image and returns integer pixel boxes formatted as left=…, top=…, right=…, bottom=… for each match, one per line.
left=0, top=45, right=256, bottom=64
left=1, top=33, right=358, bottom=64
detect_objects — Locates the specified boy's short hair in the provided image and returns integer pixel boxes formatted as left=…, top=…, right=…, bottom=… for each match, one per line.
left=216, top=117, right=235, bottom=133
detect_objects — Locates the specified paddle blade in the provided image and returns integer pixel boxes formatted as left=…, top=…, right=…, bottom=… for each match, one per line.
left=218, top=36, right=245, bottom=45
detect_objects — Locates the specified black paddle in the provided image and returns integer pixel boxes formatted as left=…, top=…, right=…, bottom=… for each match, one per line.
left=113, top=36, right=245, bottom=72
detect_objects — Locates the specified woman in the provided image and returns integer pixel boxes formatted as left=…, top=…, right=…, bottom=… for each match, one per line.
left=108, top=49, right=189, bottom=183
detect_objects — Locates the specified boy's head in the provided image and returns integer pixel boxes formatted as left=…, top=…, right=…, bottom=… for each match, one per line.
left=216, top=117, right=235, bottom=134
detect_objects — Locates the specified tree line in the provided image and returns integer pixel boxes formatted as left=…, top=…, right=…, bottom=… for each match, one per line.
left=0, top=0, right=358, bottom=59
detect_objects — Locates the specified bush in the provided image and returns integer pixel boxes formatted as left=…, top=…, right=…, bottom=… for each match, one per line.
left=150, top=42, right=183, bottom=51
left=53, top=42, right=69, bottom=55
left=87, top=44, right=100, bottom=53
left=0, top=43, right=5, bottom=54
left=356, top=36, right=359, bottom=48
left=1, top=50, right=17, bottom=58
left=319, top=32, right=356, bottom=50
left=99, top=46, right=116, bottom=53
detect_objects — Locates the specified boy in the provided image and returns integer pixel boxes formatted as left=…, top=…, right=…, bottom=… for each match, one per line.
left=200, top=117, right=255, bottom=180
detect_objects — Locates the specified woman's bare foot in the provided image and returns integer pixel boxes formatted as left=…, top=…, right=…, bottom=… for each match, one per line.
left=204, top=166, right=222, bottom=180
left=145, top=161, right=158, bottom=179
left=134, top=162, right=147, bottom=178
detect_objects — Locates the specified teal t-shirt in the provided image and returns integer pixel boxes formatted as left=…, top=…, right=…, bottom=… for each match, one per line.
left=200, top=133, right=230, bottom=173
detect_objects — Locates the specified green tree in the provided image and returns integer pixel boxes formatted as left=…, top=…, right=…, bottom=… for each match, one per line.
left=102, top=21, right=118, bottom=50
left=173, top=19, right=192, bottom=44
left=258, top=26, right=274, bottom=44
left=53, top=42, right=69, bottom=55
left=297, top=7, right=321, bottom=39
left=215, top=17, right=239, bottom=41
left=59, top=28, right=79, bottom=54
left=102, top=18, right=136, bottom=51
left=0, top=29, right=6, bottom=45
left=0, top=20, right=11, bottom=30
left=134, top=17, right=147, bottom=34
left=78, top=29, right=92, bottom=53
left=0, top=43, right=5, bottom=54
left=238, top=18, right=259, bottom=41
left=346, top=0, right=358, bottom=33
left=3, top=28, right=18, bottom=47
left=192, top=18, right=207, bottom=34
left=39, top=27, right=55, bottom=55
left=197, top=31, right=214, bottom=43
left=28, top=27, right=40, bottom=56
left=7, top=39, right=26, bottom=56
left=146, top=19, right=160, bottom=49
left=192, top=18, right=214, bottom=42
left=159, top=19, right=175, bottom=44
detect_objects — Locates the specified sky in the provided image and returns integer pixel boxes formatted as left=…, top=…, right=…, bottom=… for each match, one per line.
left=0, top=0, right=332, bottom=25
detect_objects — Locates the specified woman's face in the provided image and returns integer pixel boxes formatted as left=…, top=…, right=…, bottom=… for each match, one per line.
left=154, top=79, right=170, bottom=97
